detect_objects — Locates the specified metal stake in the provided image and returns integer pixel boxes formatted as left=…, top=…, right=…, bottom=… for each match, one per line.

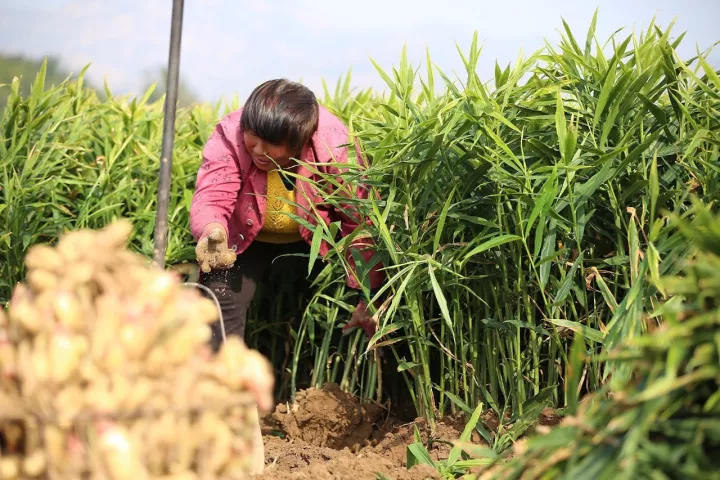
left=153, top=0, right=185, bottom=268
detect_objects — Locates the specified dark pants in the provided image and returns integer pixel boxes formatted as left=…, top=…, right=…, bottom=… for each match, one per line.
left=199, top=240, right=311, bottom=352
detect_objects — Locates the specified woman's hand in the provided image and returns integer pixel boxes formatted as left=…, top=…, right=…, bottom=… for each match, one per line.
left=342, top=301, right=378, bottom=338
left=195, top=223, right=236, bottom=273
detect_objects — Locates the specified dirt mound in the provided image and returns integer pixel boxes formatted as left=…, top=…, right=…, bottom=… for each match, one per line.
left=259, top=435, right=440, bottom=480
left=271, top=383, right=384, bottom=450
left=259, top=385, right=564, bottom=479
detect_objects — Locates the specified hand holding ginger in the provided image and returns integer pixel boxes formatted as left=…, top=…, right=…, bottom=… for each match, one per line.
left=195, top=223, right=236, bottom=273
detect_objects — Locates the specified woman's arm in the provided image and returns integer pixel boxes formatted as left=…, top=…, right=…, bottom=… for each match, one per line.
left=190, top=119, right=242, bottom=242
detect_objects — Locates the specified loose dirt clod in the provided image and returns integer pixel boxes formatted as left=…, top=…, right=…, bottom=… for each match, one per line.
left=272, top=383, right=383, bottom=450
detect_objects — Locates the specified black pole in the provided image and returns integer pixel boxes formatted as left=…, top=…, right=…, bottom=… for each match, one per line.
left=153, top=0, right=185, bottom=268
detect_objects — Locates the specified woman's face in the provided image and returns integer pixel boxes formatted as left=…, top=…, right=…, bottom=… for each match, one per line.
left=243, top=131, right=296, bottom=171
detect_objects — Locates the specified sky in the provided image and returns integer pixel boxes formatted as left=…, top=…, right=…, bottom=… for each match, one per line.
left=1, top=0, right=718, bottom=103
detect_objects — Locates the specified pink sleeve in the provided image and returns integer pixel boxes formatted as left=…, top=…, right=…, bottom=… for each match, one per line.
left=189, top=121, right=241, bottom=241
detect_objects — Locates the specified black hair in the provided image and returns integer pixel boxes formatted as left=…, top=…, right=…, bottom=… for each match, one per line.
left=240, top=79, right=319, bottom=154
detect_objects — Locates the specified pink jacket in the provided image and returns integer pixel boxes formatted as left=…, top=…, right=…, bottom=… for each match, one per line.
left=189, top=105, right=384, bottom=291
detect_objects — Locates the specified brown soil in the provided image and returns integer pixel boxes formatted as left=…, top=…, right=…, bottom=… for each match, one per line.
left=257, top=384, right=562, bottom=480
left=270, top=383, right=385, bottom=451
left=260, top=435, right=440, bottom=480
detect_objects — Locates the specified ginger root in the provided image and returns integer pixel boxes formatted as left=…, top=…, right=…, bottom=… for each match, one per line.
left=195, top=227, right=236, bottom=273
left=0, top=219, right=274, bottom=479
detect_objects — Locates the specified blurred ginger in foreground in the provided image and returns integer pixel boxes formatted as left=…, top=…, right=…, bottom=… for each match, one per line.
left=0, top=219, right=274, bottom=479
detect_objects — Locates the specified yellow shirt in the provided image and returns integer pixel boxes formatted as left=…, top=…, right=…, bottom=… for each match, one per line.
left=256, top=169, right=303, bottom=244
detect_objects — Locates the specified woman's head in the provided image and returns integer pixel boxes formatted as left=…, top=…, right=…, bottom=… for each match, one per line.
left=241, top=79, right=319, bottom=171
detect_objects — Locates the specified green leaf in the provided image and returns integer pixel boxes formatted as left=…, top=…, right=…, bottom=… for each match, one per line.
left=453, top=456, right=497, bottom=468
left=638, top=93, right=668, bottom=127
left=698, top=52, right=720, bottom=91
left=553, top=252, right=584, bottom=306
left=545, top=319, right=605, bottom=343
left=397, top=361, right=420, bottom=372
left=629, top=213, right=640, bottom=282
left=649, top=153, right=659, bottom=231
left=496, top=386, right=555, bottom=452
left=594, top=59, right=617, bottom=128
left=444, top=392, right=472, bottom=414
left=434, top=187, right=455, bottom=255
left=369, top=57, right=398, bottom=97
left=447, top=403, right=484, bottom=467
left=562, top=116, right=578, bottom=163
left=585, top=9, right=599, bottom=60
left=428, top=263, right=453, bottom=341
left=647, top=242, right=664, bottom=297
left=461, top=235, right=522, bottom=268
left=593, top=270, right=618, bottom=314
left=413, top=424, right=423, bottom=444
left=538, top=219, right=558, bottom=289
left=407, top=442, right=436, bottom=470
left=632, top=367, right=716, bottom=402
left=555, top=90, right=566, bottom=148
left=566, top=332, right=585, bottom=415
left=307, top=225, right=324, bottom=276
left=525, top=168, right=558, bottom=238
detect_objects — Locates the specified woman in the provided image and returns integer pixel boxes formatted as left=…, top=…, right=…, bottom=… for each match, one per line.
left=190, top=79, right=384, bottom=475
left=190, top=79, right=384, bottom=353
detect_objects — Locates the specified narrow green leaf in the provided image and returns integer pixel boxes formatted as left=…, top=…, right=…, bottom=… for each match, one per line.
left=413, top=424, right=422, bottom=444
left=425, top=46, right=435, bottom=99
left=566, top=332, right=585, bottom=415
left=525, top=169, right=558, bottom=238
left=496, top=386, right=554, bottom=452
left=585, top=8, right=599, bottom=60
left=447, top=403, right=484, bottom=467
left=592, top=268, right=619, bottom=313
left=698, top=53, right=720, bottom=91
left=307, top=225, right=324, bottom=276
left=369, top=57, right=397, bottom=96
left=555, top=91, right=566, bottom=148
left=545, top=319, right=604, bottom=343
left=397, top=361, right=420, bottom=372
left=562, top=116, right=578, bottom=163
left=638, top=93, right=668, bottom=126
left=428, top=263, right=453, bottom=340
left=594, top=59, right=617, bottom=127
left=538, top=219, right=557, bottom=289
left=553, top=252, right=584, bottom=306
left=647, top=242, right=664, bottom=297
left=629, top=214, right=640, bottom=282
left=561, top=17, right=583, bottom=55
left=407, top=443, right=436, bottom=469
left=444, top=392, right=472, bottom=414
left=462, top=235, right=522, bottom=268
left=649, top=153, right=659, bottom=227
left=434, top=187, right=455, bottom=255
left=632, top=367, right=716, bottom=402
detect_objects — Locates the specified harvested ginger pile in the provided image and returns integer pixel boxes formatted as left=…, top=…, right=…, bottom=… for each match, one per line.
left=0, top=220, right=274, bottom=479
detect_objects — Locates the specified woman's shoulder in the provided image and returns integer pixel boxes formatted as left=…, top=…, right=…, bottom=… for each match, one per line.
left=312, top=106, right=350, bottom=158
left=316, top=105, right=347, bottom=136
left=205, top=109, right=251, bottom=166
left=216, top=108, right=244, bottom=134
